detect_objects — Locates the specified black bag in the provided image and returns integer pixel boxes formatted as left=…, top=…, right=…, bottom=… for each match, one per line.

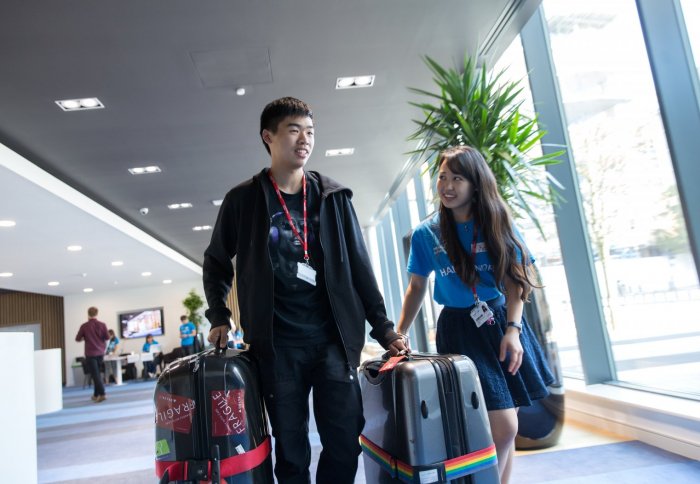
left=154, top=348, right=273, bottom=483
left=359, top=353, right=499, bottom=484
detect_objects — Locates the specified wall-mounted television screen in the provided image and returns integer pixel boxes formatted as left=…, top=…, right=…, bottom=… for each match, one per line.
left=118, top=307, right=164, bottom=339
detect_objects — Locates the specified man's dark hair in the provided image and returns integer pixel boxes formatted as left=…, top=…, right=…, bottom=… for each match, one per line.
left=259, top=97, right=313, bottom=154
left=88, top=306, right=98, bottom=318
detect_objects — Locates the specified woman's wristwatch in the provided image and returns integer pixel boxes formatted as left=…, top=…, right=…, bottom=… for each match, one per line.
left=506, top=321, right=523, bottom=333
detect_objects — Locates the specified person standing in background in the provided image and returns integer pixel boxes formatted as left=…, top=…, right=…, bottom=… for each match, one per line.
left=75, top=306, right=109, bottom=403
left=179, top=315, right=196, bottom=355
left=104, top=329, right=121, bottom=384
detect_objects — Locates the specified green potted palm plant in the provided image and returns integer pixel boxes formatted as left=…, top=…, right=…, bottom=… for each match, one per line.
left=408, top=56, right=563, bottom=234
left=408, top=55, right=565, bottom=449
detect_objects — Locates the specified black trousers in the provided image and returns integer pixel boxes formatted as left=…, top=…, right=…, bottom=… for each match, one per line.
left=86, top=355, right=105, bottom=397
left=261, top=343, right=364, bottom=484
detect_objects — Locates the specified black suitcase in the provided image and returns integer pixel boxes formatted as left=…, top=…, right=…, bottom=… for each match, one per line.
left=154, top=348, right=273, bottom=483
left=359, top=353, right=500, bottom=483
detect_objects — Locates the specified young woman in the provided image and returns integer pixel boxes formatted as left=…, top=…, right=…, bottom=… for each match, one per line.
left=142, top=334, right=162, bottom=378
left=397, top=145, right=554, bottom=484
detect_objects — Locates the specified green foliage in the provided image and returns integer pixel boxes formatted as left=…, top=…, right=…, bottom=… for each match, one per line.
left=408, top=55, right=565, bottom=235
left=182, top=289, right=204, bottom=329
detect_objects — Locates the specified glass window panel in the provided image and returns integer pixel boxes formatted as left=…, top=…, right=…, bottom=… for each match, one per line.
left=367, top=225, right=385, bottom=298
left=421, top=162, right=437, bottom=215
left=680, top=0, right=700, bottom=79
left=494, top=35, right=584, bottom=378
left=389, top=208, right=407, bottom=295
left=405, top=178, right=422, bottom=228
left=544, top=0, right=700, bottom=397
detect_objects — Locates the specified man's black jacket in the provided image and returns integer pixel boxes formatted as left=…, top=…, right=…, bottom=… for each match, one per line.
left=203, top=168, right=400, bottom=367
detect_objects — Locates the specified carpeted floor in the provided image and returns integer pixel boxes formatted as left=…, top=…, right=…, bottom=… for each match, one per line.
left=36, top=381, right=700, bottom=483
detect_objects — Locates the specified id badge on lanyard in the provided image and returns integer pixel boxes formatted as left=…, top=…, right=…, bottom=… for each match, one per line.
left=268, top=171, right=317, bottom=287
left=467, top=223, right=494, bottom=328
left=296, top=261, right=316, bottom=286
left=470, top=297, right=494, bottom=328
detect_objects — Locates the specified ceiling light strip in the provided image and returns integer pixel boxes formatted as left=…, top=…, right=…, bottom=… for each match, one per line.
left=336, top=75, right=375, bottom=89
left=55, top=98, right=105, bottom=111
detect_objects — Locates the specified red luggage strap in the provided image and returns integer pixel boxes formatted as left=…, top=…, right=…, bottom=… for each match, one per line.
left=155, top=436, right=271, bottom=482
left=360, top=434, right=497, bottom=483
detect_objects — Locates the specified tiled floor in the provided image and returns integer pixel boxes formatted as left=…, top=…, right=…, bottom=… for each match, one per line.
left=37, top=381, right=700, bottom=483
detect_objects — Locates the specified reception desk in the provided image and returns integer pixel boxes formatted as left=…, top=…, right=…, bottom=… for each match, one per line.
left=104, top=354, right=128, bottom=385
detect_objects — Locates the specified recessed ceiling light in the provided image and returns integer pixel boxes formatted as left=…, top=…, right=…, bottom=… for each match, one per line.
left=48, top=281, right=60, bottom=286
left=162, top=279, right=172, bottom=284
left=211, top=199, right=223, bottom=207
left=192, top=225, right=213, bottom=231
left=336, top=77, right=355, bottom=88
left=56, top=97, right=104, bottom=111
left=0, top=220, right=16, bottom=227
left=167, top=203, right=193, bottom=210
left=336, top=75, right=375, bottom=89
left=325, top=148, right=355, bottom=157
left=80, top=98, right=100, bottom=108
left=0, top=272, right=13, bottom=278
left=83, top=288, right=93, bottom=293
left=60, top=99, right=80, bottom=109
left=141, top=271, right=152, bottom=277
left=67, top=245, right=83, bottom=252
left=128, top=166, right=161, bottom=175
left=111, top=261, right=124, bottom=267
left=236, top=87, right=246, bottom=96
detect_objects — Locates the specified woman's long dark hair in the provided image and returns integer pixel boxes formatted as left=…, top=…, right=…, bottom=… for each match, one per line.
left=437, top=146, right=537, bottom=301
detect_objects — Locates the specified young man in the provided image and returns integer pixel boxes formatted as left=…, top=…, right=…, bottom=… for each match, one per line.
left=203, top=97, right=407, bottom=484
left=178, top=315, right=196, bottom=355
left=75, top=306, right=109, bottom=402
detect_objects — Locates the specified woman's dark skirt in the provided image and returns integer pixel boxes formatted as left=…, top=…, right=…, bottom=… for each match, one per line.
left=436, top=296, right=555, bottom=411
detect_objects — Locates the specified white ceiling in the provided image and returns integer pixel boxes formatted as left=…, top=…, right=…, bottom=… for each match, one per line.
left=0, top=144, right=201, bottom=296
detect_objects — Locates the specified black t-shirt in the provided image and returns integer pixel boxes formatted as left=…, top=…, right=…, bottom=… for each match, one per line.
left=264, top=172, right=334, bottom=345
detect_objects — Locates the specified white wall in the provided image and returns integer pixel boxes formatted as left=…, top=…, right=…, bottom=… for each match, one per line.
left=64, top=278, right=206, bottom=386
left=0, top=333, right=38, bottom=483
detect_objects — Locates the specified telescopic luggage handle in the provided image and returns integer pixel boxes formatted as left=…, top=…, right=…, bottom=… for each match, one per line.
left=381, top=349, right=411, bottom=361
left=210, top=445, right=221, bottom=483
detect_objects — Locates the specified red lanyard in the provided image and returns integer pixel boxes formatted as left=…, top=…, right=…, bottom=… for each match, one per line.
left=268, top=171, right=309, bottom=262
left=470, top=223, right=479, bottom=301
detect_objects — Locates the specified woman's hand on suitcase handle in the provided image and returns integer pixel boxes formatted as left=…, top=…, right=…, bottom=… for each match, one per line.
left=387, top=333, right=410, bottom=356
left=208, top=325, right=230, bottom=350
left=499, top=330, right=523, bottom=375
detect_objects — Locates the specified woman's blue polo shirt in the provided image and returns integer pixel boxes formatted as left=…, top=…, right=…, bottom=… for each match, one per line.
left=407, top=213, right=532, bottom=308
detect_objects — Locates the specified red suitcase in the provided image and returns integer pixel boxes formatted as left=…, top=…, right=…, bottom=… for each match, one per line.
left=154, top=348, right=273, bottom=483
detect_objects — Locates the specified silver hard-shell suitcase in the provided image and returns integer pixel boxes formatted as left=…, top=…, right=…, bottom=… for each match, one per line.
left=359, top=353, right=500, bottom=483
